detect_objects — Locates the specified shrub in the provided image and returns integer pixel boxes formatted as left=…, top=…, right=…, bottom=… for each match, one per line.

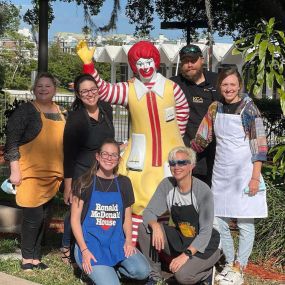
left=251, top=179, right=285, bottom=268
left=253, top=98, right=282, bottom=115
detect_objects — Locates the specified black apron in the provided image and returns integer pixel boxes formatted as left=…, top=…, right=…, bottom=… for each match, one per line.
left=163, top=186, right=220, bottom=259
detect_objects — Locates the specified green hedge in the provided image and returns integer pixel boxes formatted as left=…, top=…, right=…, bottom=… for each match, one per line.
left=253, top=98, right=282, bottom=115
left=251, top=179, right=285, bottom=268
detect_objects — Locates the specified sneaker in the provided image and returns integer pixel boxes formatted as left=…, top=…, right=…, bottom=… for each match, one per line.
left=219, top=270, right=244, bottom=285
left=33, top=262, right=50, bottom=270
left=215, top=263, right=233, bottom=282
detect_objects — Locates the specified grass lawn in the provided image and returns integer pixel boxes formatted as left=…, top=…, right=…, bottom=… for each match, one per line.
left=0, top=229, right=283, bottom=285
left=0, top=172, right=283, bottom=284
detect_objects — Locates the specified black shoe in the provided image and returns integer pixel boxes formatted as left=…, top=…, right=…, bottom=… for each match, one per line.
left=21, top=263, right=33, bottom=271
left=33, top=262, right=49, bottom=270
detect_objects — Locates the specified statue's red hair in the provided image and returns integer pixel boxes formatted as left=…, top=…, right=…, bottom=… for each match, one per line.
left=128, top=41, right=160, bottom=73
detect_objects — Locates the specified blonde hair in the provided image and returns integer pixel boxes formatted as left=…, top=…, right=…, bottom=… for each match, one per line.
left=168, top=146, right=196, bottom=166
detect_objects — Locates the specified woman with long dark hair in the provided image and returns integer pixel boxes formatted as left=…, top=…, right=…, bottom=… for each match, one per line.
left=71, top=139, right=150, bottom=285
left=61, top=73, right=114, bottom=263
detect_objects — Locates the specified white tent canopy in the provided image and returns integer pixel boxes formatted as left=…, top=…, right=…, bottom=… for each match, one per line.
left=93, top=43, right=239, bottom=82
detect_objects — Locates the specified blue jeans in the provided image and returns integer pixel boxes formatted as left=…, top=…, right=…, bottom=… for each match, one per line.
left=74, top=244, right=150, bottom=285
left=217, top=217, right=255, bottom=267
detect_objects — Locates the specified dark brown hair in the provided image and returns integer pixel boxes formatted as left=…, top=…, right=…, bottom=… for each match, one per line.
left=217, top=67, right=243, bottom=92
left=72, top=138, right=120, bottom=198
left=71, top=73, right=98, bottom=111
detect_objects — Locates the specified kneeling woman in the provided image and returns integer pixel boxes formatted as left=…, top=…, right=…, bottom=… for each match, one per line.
left=139, top=146, right=220, bottom=285
left=71, top=139, right=150, bottom=285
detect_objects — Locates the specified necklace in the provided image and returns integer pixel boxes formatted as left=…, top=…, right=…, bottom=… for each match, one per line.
left=97, top=175, right=114, bottom=192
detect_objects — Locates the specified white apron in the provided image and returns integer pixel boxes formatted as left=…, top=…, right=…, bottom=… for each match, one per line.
left=212, top=109, right=267, bottom=218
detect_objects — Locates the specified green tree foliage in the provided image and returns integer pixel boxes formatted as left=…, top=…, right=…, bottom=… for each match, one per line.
left=23, top=0, right=285, bottom=39
left=23, top=0, right=104, bottom=34
left=48, top=43, right=82, bottom=87
left=233, top=18, right=285, bottom=180
left=233, top=18, right=285, bottom=114
left=126, top=0, right=285, bottom=38
left=1, top=31, right=37, bottom=90
left=0, top=1, right=21, bottom=89
left=48, top=43, right=111, bottom=86
left=0, top=1, right=20, bottom=36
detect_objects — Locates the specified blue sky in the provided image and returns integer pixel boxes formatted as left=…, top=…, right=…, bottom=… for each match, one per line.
left=10, top=0, right=232, bottom=43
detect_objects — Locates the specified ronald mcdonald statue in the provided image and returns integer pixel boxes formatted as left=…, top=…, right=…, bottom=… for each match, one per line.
left=77, top=40, right=189, bottom=242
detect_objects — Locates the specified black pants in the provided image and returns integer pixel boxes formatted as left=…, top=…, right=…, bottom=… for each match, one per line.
left=21, top=199, right=53, bottom=260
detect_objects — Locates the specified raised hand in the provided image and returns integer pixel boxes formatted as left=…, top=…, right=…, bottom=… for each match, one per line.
left=76, top=40, right=96, bottom=64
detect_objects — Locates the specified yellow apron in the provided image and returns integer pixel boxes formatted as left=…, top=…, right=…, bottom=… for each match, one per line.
left=16, top=103, right=65, bottom=207
left=119, top=79, right=184, bottom=214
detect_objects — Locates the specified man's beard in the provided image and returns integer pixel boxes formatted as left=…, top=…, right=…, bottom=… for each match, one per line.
left=181, top=68, right=203, bottom=83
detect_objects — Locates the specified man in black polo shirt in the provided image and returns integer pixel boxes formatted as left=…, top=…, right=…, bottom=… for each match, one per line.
left=171, top=44, right=221, bottom=186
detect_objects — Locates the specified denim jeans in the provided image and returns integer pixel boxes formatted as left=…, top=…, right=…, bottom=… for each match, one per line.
left=74, top=244, right=150, bottom=285
left=217, top=217, right=255, bottom=267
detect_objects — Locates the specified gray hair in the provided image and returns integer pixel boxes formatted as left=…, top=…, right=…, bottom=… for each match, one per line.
left=168, top=146, right=197, bottom=166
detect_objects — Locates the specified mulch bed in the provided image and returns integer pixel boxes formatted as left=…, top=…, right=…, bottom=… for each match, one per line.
left=245, top=262, right=285, bottom=282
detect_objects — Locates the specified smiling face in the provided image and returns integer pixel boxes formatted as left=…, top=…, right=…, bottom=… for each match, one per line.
left=96, top=143, right=120, bottom=175
left=34, top=77, right=56, bottom=103
left=170, top=151, right=194, bottom=182
left=135, top=58, right=157, bottom=81
left=220, top=74, right=241, bottom=104
left=78, top=80, right=99, bottom=108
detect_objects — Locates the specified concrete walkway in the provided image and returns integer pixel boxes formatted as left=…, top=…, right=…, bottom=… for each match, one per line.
left=0, top=272, right=41, bottom=285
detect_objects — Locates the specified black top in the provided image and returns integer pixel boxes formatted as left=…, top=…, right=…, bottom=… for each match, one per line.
left=171, top=71, right=221, bottom=142
left=222, top=99, right=242, bottom=114
left=63, top=102, right=114, bottom=179
left=4, top=102, right=66, bottom=162
left=171, top=71, right=221, bottom=181
left=78, top=175, right=135, bottom=223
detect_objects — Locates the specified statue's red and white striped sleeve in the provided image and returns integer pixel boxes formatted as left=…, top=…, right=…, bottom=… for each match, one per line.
left=83, top=63, right=129, bottom=107
left=173, top=82, right=189, bottom=136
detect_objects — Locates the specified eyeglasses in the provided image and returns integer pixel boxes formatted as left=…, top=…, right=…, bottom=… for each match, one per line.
left=169, top=160, right=191, bottom=167
left=79, top=87, right=99, bottom=97
left=100, top=151, right=119, bottom=161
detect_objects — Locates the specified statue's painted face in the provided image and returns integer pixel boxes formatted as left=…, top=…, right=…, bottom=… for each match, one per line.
left=136, top=58, right=156, bottom=80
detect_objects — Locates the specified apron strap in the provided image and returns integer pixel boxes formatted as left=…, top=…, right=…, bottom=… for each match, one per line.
left=33, top=101, right=64, bottom=120
left=171, top=178, right=194, bottom=207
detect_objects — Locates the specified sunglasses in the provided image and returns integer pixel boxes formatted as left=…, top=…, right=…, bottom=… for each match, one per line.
left=169, top=160, right=191, bottom=167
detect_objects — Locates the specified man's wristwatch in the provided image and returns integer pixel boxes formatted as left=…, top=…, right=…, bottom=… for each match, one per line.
left=184, top=249, right=193, bottom=258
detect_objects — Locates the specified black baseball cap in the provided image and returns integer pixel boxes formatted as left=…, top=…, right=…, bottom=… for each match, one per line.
left=179, top=44, right=203, bottom=60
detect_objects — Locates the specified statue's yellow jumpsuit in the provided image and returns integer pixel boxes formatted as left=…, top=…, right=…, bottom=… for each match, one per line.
left=83, top=63, right=189, bottom=242
left=120, top=79, right=185, bottom=214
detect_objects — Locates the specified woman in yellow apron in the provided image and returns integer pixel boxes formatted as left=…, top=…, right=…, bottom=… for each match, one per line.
left=4, top=73, right=66, bottom=271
